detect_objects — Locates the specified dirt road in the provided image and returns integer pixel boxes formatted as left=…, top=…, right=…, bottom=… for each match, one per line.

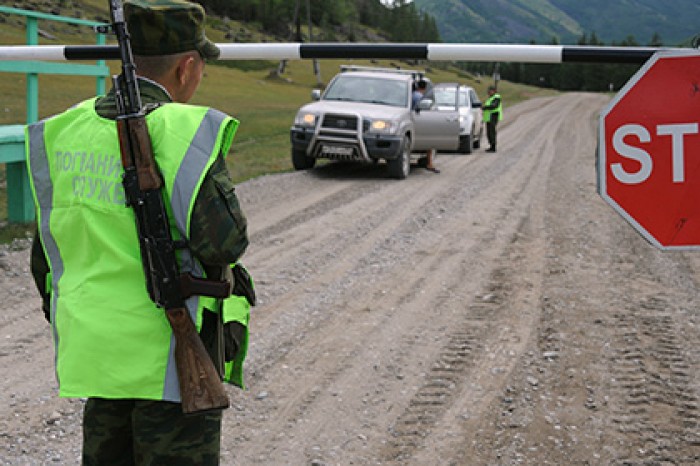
left=1, top=92, right=699, bottom=465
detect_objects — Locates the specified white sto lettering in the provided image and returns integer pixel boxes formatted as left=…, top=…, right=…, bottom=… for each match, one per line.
left=611, top=123, right=699, bottom=184
left=611, top=124, right=651, bottom=184
left=657, top=123, right=698, bottom=182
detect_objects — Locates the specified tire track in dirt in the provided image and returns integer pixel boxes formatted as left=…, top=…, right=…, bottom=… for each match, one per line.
left=465, top=92, right=624, bottom=465
left=592, top=129, right=700, bottom=465
left=607, top=295, right=700, bottom=465
left=380, top=215, right=539, bottom=464
left=5, top=92, right=698, bottom=465
left=463, top=93, right=700, bottom=466
left=378, top=97, right=580, bottom=465
left=222, top=95, right=579, bottom=464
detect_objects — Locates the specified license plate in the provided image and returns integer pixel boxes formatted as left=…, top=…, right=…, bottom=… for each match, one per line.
left=322, top=145, right=353, bottom=156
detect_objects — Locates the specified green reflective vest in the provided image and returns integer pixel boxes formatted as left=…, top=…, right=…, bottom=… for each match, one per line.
left=483, top=93, right=503, bottom=122
left=26, top=97, right=238, bottom=402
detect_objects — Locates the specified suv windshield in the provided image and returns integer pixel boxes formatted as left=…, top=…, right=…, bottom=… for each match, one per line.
left=324, top=75, right=408, bottom=107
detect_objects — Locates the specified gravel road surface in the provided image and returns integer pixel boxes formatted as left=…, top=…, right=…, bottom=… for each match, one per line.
left=1, top=92, right=699, bottom=465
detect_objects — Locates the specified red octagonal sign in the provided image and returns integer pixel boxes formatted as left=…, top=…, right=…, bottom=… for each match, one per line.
left=599, top=51, right=700, bottom=249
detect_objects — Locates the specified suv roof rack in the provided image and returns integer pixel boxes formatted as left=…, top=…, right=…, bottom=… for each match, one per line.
left=339, top=65, right=425, bottom=80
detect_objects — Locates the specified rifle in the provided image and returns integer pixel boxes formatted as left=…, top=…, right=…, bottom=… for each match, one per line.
left=105, top=0, right=229, bottom=414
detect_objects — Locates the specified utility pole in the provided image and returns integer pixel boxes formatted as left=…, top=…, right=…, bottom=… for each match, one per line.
left=492, top=62, right=500, bottom=90
left=276, top=0, right=301, bottom=76
left=307, top=0, right=322, bottom=85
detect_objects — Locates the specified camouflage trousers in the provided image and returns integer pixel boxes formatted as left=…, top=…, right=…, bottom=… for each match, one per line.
left=82, top=398, right=222, bottom=466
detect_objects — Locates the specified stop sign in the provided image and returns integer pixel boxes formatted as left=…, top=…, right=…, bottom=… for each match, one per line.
left=599, top=50, right=700, bottom=249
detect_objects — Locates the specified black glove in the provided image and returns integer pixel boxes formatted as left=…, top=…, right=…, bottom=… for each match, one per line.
left=223, top=321, right=246, bottom=362
left=231, top=263, right=256, bottom=306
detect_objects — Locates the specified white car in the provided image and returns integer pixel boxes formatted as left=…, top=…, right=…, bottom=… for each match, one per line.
left=431, top=83, right=484, bottom=154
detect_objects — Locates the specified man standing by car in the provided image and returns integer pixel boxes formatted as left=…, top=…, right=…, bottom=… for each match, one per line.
left=412, top=79, right=440, bottom=173
left=483, top=85, right=503, bottom=153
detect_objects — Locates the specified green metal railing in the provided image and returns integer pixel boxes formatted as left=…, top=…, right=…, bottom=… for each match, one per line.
left=0, top=6, right=109, bottom=223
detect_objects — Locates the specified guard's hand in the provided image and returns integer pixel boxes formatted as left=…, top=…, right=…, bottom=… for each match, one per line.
left=223, top=321, right=246, bottom=362
left=232, top=263, right=256, bottom=306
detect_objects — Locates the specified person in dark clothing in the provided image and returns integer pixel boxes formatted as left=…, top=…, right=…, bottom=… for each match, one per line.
left=482, top=85, right=503, bottom=153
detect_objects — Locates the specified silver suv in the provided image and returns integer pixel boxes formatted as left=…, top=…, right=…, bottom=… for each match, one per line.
left=290, top=66, right=460, bottom=179
left=432, top=82, right=483, bottom=153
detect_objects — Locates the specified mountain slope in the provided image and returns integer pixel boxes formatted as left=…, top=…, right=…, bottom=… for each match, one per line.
left=414, top=0, right=700, bottom=45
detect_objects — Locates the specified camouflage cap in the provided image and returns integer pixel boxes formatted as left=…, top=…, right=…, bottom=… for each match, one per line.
left=124, top=0, right=219, bottom=60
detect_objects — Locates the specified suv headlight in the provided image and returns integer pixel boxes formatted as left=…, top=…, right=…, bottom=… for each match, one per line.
left=294, top=112, right=318, bottom=128
left=366, top=119, right=397, bottom=135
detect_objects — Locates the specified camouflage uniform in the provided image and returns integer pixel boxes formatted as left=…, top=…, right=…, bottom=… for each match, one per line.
left=82, top=399, right=221, bottom=466
left=29, top=1, right=247, bottom=465
left=123, top=0, right=220, bottom=59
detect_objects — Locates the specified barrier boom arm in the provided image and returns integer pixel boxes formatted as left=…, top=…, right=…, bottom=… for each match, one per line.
left=0, top=43, right=690, bottom=64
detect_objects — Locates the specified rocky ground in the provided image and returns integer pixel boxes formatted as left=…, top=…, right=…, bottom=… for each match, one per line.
left=1, top=93, right=699, bottom=465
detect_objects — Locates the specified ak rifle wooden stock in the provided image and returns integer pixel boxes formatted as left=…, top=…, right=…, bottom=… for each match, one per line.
left=116, top=116, right=229, bottom=414
left=109, top=0, right=228, bottom=414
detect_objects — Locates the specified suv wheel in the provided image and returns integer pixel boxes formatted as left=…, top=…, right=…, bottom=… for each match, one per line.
left=292, top=148, right=316, bottom=170
left=459, top=133, right=473, bottom=154
left=387, top=135, right=411, bottom=179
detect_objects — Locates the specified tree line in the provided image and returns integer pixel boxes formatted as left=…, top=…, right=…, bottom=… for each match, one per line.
left=461, top=33, right=664, bottom=92
left=196, top=0, right=440, bottom=43
left=195, top=1, right=663, bottom=92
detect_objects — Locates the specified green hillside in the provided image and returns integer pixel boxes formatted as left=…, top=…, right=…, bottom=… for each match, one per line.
left=414, top=0, right=700, bottom=45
